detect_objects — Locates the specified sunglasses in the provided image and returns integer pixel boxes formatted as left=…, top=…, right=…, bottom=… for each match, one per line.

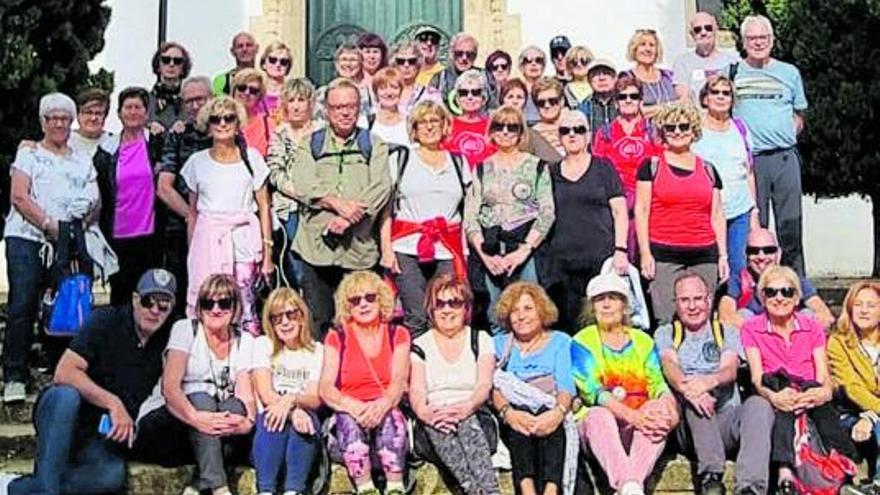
left=160, top=55, right=185, bottom=66
left=762, top=287, right=797, bottom=299
left=417, top=33, right=440, bottom=44
left=454, top=50, right=477, bottom=61
left=573, top=58, right=591, bottom=68
left=489, top=122, right=522, bottom=134
left=746, top=245, right=779, bottom=256
left=523, top=56, right=545, bottom=65
left=435, top=298, right=466, bottom=310
left=139, top=294, right=172, bottom=312
left=616, top=92, right=641, bottom=101
left=663, top=122, right=692, bottom=134
left=457, top=88, right=483, bottom=98
left=395, top=57, right=419, bottom=66
left=551, top=49, right=568, bottom=59
left=208, top=113, right=238, bottom=125
left=269, top=308, right=303, bottom=326
left=559, top=125, right=588, bottom=136
left=266, top=56, right=291, bottom=67
left=709, top=89, right=732, bottom=97
left=235, top=84, right=261, bottom=96
left=491, top=62, right=510, bottom=72
left=348, top=293, right=378, bottom=306
left=199, top=297, right=234, bottom=311
left=536, top=97, right=561, bottom=108
left=693, top=24, right=715, bottom=35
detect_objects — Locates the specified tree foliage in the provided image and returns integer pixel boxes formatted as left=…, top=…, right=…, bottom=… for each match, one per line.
left=723, top=0, right=880, bottom=274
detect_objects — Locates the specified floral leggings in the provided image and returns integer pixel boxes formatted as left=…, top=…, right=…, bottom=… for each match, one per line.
left=332, top=409, right=408, bottom=480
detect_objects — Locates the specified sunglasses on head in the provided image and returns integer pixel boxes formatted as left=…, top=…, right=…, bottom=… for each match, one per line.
left=139, top=294, right=172, bottom=312
left=536, top=97, right=560, bottom=108
left=663, top=122, right=692, bottom=134
left=457, top=88, right=483, bottom=98
left=693, top=24, right=715, bottom=35
left=746, top=245, right=779, bottom=256
left=348, top=293, right=378, bottom=306
left=454, top=50, right=477, bottom=61
left=208, top=113, right=238, bottom=125
left=266, top=55, right=291, bottom=67
left=489, top=122, right=522, bottom=134
left=435, top=297, right=466, bottom=310
left=762, top=286, right=797, bottom=299
left=523, top=56, right=545, bottom=65
left=160, top=55, right=185, bottom=66
left=559, top=125, right=588, bottom=136
left=395, top=57, right=419, bottom=66
left=709, top=89, right=732, bottom=97
left=199, top=296, right=234, bottom=311
left=269, top=308, right=303, bottom=326
left=235, top=84, right=261, bottom=96
left=491, top=62, right=510, bottom=71
left=616, top=92, right=642, bottom=101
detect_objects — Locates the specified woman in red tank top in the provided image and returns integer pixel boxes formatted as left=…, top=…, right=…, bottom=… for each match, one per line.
left=634, top=102, right=729, bottom=325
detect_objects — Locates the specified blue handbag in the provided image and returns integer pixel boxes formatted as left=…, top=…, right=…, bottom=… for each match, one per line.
left=46, top=273, right=93, bottom=336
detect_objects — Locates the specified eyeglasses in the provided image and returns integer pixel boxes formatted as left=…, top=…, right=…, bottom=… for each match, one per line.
left=160, top=55, right=185, bottom=66
left=199, top=297, right=234, bottom=311
left=208, top=113, right=238, bottom=125
left=746, top=245, right=779, bottom=256
left=184, top=95, right=208, bottom=106
left=675, top=295, right=709, bottom=306
left=559, top=125, right=588, bottom=136
left=709, top=89, right=732, bottom=97
left=139, top=294, right=173, bottom=312
left=522, top=56, right=545, bottom=65
left=44, top=115, right=72, bottom=125
left=235, top=84, right=261, bottom=96
left=536, top=97, right=561, bottom=108
left=616, top=92, right=641, bottom=102
left=348, top=293, right=378, bottom=306
left=762, top=287, right=797, bottom=299
left=489, top=122, right=522, bottom=134
left=327, top=102, right=359, bottom=112
left=269, top=308, right=303, bottom=326
left=79, top=109, right=106, bottom=119
left=663, top=122, right=692, bottom=134
left=551, top=50, right=568, bottom=60
left=457, top=88, right=483, bottom=98
left=745, top=34, right=772, bottom=44
left=417, top=33, right=440, bottom=45
left=693, top=24, right=715, bottom=35
left=435, top=298, right=466, bottom=309
left=266, top=56, right=291, bottom=67
left=417, top=117, right=443, bottom=128
left=395, top=57, right=419, bottom=66
left=491, top=62, right=510, bottom=72
left=454, top=50, right=477, bottom=61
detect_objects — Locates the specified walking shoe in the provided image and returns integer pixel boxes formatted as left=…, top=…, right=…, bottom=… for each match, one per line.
left=0, top=473, right=22, bottom=495
left=774, top=479, right=797, bottom=495
left=180, top=487, right=199, bottom=495
left=620, top=481, right=645, bottom=495
left=3, top=382, right=26, bottom=403
left=699, top=472, right=726, bottom=495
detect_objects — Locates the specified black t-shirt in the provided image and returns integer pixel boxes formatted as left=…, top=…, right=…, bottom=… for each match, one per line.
left=636, top=158, right=723, bottom=264
left=539, top=157, right=624, bottom=282
left=69, top=305, right=171, bottom=424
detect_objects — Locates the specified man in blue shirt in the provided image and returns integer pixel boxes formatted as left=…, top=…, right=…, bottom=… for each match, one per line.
left=732, top=15, right=808, bottom=276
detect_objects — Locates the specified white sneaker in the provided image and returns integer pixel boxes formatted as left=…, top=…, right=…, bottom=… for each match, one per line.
left=213, top=487, right=232, bottom=495
left=620, top=481, right=645, bottom=495
left=491, top=441, right=512, bottom=470
left=0, top=473, right=22, bottom=495
left=181, top=487, right=200, bottom=495
left=3, top=382, right=26, bottom=403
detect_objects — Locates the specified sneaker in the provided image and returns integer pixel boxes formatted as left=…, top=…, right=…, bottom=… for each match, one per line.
left=775, top=479, right=797, bottom=495
left=213, top=487, right=232, bottom=495
left=281, top=491, right=302, bottom=495
left=620, top=481, right=645, bottom=495
left=3, top=382, right=26, bottom=403
left=700, top=472, right=726, bottom=495
left=0, top=473, right=22, bottom=495
left=181, top=487, right=200, bottom=495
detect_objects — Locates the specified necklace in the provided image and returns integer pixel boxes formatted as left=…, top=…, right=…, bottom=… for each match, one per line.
left=518, top=332, right=546, bottom=355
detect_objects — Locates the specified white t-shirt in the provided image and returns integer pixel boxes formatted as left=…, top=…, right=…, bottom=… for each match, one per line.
left=69, top=130, right=114, bottom=159
left=672, top=50, right=740, bottom=106
left=391, top=149, right=471, bottom=259
left=180, top=148, right=269, bottom=261
left=3, top=145, right=98, bottom=242
left=412, top=327, right=492, bottom=406
left=371, top=120, right=410, bottom=148
left=251, top=336, right=323, bottom=397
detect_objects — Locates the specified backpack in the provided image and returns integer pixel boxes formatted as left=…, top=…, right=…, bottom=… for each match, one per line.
left=309, top=127, right=374, bottom=163
left=671, top=313, right=724, bottom=351
left=391, top=151, right=467, bottom=218
left=731, top=117, right=754, bottom=169
left=648, top=155, right=718, bottom=186
left=791, top=413, right=857, bottom=495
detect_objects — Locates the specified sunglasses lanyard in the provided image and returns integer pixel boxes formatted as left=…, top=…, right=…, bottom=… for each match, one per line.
left=208, top=326, right=234, bottom=399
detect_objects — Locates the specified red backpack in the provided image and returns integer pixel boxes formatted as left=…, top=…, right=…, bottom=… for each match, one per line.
left=791, top=414, right=857, bottom=495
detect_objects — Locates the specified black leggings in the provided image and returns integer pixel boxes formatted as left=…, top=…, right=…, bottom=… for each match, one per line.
left=501, top=407, right=566, bottom=492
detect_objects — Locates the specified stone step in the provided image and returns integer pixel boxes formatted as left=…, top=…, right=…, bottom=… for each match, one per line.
left=0, top=424, right=35, bottom=460
left=0, top=396, right=37, bottom=425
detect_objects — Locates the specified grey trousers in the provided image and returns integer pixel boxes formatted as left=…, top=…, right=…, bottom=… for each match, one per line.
left=424, top=415, right=501, bottom=495
left=679, top=395, right=775, bottom=494
left=393, top=253, right=453, bottom=336
left=754, top=148, right=805, bottom=276
left=650, top=261, right=717, bottom=325
left=188, top=392, right=248, bottom=490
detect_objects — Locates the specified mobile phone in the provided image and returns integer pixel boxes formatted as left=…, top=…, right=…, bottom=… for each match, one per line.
left=98, top=413, right=112, bottom=435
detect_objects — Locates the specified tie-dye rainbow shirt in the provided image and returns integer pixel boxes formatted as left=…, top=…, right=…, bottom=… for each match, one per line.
left=571, top=325, right=669, bottom=410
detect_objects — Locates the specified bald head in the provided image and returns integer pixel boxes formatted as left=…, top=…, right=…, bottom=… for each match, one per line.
left=747, top=228, right=781, bottom=275
left=691, top=11, right=719, bottom=56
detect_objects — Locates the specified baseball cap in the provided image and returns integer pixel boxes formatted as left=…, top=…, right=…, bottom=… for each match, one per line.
left=136, top=268, right=177, bottom=299
left=586, top=58, right=617, bottom=74
left=586, top=273, right=629, bottom=301
left=549, top=35, right=572, bottom=55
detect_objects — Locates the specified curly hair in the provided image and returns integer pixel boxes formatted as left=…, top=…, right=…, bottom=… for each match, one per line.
left=195, top=95, right=248, bottom=133
left=495, top=281, right=558, bottom=332
left=652, top=101, right=703, bottom=142
left=261, top=287, right=315, bottom=355
left=333, top=271, right=395, bottom=326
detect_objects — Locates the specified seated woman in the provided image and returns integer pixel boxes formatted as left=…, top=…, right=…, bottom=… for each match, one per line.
left=491, top=281, right=575, bottom=495
left=409, top=273, right=500, bottom=495
left=318, top=271, right=411, bottom=495
left=139, top=274, right=256, bottom=495
left=828, top=281, right=880, bottom=494
left=742, top=266, right=858, bottom=494
left=572, top=273, right=678, bottom=495
left=252, top=287, right=323, bottom=495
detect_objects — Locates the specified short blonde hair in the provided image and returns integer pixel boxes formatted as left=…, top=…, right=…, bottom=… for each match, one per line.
left=652, top=101, right=703, bottom=142
left=231, top=68, right=265, bottom=94
left=333, top=271, right=395, bottom=326
left=262, top=287, right=314, bottom=355
left=259, top=41, right=293, bottom=75
left=282, top=77, right=316, bottom=105
left=756, top=265, right=803, bottom=304
left=408, top=100, right=451, bottom=143
left=564, top=46, right=595, bottom=71
left=489, top=104, right=529, bottom=150
left=195, top=95, right=248, bottom=133
left=626, top=29, right=664, bottom=63
left=495, top=281, right=558, bottom=332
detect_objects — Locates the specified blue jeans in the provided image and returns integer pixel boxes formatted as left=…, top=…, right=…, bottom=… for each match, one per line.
left=841, top=413, right=880, bottom=480
left=9, top=385, right=126, bottom=494
left=252, top=410, right=320, bottom=492
left=3, top=237, right=47, bottom=383
left=727, top=212, right=751, bottom=282
left=485, top=253, right=538, bottom=334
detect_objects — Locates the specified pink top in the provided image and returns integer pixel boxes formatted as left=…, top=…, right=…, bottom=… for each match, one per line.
left=741, top=312, right=826, bottom=382
left=113, top=138, right=155, bottom=238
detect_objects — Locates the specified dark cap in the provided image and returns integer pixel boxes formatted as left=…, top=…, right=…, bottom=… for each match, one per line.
left=136, top=269, right=177, bottom=299
left=549, top=35, right=572, bottom=54
left=414, top=26, right=441, bottom=39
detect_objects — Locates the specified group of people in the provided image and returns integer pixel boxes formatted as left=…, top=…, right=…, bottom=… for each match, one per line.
left=0, top=7, right=868, bottom=495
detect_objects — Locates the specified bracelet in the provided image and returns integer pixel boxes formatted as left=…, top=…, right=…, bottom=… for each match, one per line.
left=262, top=238, right=274, bottom=247
left=614, top=246, right=627, bottom=253
left=498, top=404, right=512, bottom=422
